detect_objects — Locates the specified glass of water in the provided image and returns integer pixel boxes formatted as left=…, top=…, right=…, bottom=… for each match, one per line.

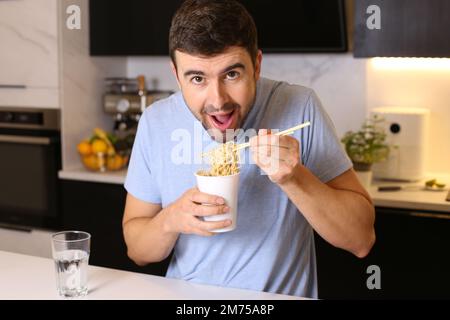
left=51, top=231, right=91, bottom=298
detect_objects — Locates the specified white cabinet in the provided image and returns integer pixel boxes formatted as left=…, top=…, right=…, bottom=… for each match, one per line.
left=0, top=226, right=53, bottom=259
left=0, top=0, right=59, bottom=108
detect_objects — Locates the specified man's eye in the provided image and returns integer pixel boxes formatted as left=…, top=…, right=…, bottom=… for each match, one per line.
left=226, top=71, right=240, bottom=80
left=191, top=76, right=204, bottom=84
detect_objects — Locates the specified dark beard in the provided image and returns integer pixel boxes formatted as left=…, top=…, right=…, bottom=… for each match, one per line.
left=199, top=102, right=240, bottom=143
left=182, top=84, right=257, bottom=143
left=200, top=102, right=239, bottom=116
left=201, top=96, right=257, bottom=143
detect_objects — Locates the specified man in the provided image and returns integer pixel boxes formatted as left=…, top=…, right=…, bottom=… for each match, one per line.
left=122, top=0, right=375, bottom=298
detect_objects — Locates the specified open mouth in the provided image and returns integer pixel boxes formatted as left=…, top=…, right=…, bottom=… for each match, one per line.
left=208, top=109, right=236, bottom=131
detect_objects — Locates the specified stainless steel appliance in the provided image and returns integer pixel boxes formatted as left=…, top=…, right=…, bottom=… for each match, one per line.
left=102, top=76, right=172, bottom=139
left=0, top=107, right=61, bottom=230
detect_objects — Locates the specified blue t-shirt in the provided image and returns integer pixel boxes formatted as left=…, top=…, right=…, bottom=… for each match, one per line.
left=124, top=77, right=352, bottom=298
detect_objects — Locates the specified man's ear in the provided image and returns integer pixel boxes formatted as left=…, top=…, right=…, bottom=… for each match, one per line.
left=254, top=50, right=263, bottom=81
left=170, top=60, right=181, bottom=90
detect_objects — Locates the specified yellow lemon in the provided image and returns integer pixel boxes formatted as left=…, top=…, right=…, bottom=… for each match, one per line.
left=106, top=145, right=116, bottom=156
left=77, top=141, right=92, bottom=156
left=91, top=139, right=108, bottom=154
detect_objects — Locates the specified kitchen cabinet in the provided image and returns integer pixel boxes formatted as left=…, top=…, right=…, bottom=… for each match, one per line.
left=61, top=179, right=172, bottom=277
left=353, top=0, right=450, bottom=57
left=0, top=226, right=53, bottom=259
left=315, top=207, right=450, bottom=299
left=89, top=0, right=347, bottom=56
left=0, top=0, right=59, bottom=108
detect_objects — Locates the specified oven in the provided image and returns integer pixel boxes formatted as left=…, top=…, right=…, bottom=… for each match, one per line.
left=0, top=107, right=61, bottom=230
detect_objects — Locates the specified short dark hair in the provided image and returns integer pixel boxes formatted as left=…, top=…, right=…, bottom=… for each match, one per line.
left=169, top=0, right=258, bottom=66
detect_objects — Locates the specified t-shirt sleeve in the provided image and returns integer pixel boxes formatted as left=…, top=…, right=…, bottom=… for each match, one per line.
left=124, top=112, right=162, bottom=204
left=302, top=90, right=352, bottom=183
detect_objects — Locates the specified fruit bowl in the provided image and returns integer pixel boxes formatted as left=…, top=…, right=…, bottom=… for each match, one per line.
left=80, top=151, right=130, bottom=172
left=77, top=128, right=132, bottom=172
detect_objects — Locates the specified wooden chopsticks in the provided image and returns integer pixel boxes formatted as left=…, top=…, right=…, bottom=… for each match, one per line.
left=201, top=121, right=311, bottom=157
left=233, top=121, right=311, bottom=151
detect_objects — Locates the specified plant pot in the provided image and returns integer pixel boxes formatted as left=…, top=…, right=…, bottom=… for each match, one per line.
left=353, top=162, right=373, bottom=189
left=353, top=162, right=372, bottom=172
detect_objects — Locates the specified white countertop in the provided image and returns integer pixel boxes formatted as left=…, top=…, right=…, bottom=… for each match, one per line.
left=0, top=250, right=304, bottom=300
left=369, top=175, right=450, bottom=212
left=58, top=167, right=127, bottom=185
left=58, top=167, right=450, bottom=213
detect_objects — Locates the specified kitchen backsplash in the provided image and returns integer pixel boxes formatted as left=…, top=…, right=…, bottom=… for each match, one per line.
left=127, top=53, right=367, bottom=138
left=367, top=58, right=450, bottom=174
left=127, top=54, right=450, bottom=174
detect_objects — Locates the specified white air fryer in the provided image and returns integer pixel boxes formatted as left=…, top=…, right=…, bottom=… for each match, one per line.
left=371, top=107, right=430, bottom=181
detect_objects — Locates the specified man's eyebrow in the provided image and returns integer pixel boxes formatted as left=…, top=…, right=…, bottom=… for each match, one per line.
left=183, top=70, right=205, bottom=77
left=183, top=63, right=245, bottom=78
left=220, top=63, right=245, bottom=74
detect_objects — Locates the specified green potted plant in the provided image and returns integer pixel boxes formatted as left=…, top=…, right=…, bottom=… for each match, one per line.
left=341, top=114, right=390, bottom=187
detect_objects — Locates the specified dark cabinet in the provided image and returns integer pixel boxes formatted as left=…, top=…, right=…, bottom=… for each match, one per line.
left=61, top=180, right=171, bottom=276
left=354, top=0, right=450, bottom=57
left=89, top=0, right=348, bottom=56
left=315, top=207, right=450, bottom=299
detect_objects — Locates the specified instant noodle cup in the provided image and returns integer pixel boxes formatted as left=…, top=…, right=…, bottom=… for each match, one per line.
left=195, top=171, right=240, bottom=232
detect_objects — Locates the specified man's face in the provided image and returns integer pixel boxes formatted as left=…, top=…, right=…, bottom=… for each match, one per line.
left=172, top=46, right=262, bottom=142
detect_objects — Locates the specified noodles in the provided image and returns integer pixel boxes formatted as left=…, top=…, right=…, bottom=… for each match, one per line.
left=198, top=122, right=311, bottom=177
left=199, top=142, right=240, bottom=176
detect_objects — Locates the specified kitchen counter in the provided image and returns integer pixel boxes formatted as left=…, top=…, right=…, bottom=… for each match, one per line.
left=59, top=167, right=127, bottom=185
left=58, top=167, right=450, bottom=212
left=0, top=250, right=304, bottom=300
left=369, top=174, right=450, bottom=212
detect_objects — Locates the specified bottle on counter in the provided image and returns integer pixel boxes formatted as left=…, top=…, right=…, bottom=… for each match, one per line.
left=137, top=75, right=147, bottom=113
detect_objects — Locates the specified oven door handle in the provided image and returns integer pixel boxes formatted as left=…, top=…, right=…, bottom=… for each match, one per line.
left=0, top=134, right=52, bottom=145
left=0, top=84, right=27, bottom=89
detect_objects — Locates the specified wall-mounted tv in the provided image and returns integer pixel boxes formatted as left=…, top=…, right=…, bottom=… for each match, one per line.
left=89, top=0, right=347, bottom=56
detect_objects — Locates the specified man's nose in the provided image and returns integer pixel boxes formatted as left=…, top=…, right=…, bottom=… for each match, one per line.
left=207, top=80, right=229, bottom=110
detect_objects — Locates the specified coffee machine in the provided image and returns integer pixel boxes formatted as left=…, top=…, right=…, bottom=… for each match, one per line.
left=103, top=75, right=173, bottom=140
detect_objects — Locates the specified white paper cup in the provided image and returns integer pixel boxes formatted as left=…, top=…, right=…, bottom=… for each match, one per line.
left=195, top=171, right=240, bottom=232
